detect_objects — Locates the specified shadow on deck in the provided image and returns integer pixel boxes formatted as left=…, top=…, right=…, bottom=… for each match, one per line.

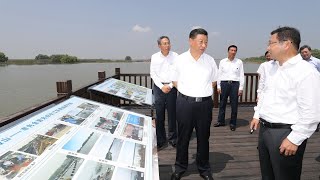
left=134, top=106, right=320, bottom=180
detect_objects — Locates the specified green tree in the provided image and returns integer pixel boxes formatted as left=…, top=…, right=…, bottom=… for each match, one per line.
left=50, top=54, right=64, bottom=63
left=0, top=52, right=8, bottom=62
left=60, top=55, right=78, bottom=63
left=311, top=49, right=320, bottom=59
left=244, top=55, right=266, bottom=63
left=125, top=56, right=132, bottom=61
left=35, top=54, right=50, bottom=60
left=50, top=54, right=78, bottom=63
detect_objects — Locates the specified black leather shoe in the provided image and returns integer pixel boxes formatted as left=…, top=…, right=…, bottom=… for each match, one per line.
left=213, top=122, right=225, bottom=127
left=171, top=171, right=184, bottom=180
left=230, top=125, right=236, bottom=131
left=169, top=141, right=177, bottom=148
left=157, top=142, right=168, bottom=151
left=200, top=174, right=214, bottom=180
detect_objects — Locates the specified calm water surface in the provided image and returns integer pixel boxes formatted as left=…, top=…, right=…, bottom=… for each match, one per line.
left=0, top=61, right=259, bottom=118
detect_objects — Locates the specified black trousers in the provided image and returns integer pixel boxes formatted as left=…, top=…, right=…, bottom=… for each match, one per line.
left=218, top=81, right=239, bottom=126
left=153, top=84, right=177, bottom=145
left=174, top=94, right=213, bottom=176
left=258, top=125, right=307, bottom=180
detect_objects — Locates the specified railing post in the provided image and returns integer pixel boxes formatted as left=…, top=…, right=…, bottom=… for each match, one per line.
left=98, top=71, right=106, bottom=81
left=56, top=80, right=72, bottom=98
left=115, top=68, right=120, bottom=79
left=112, top=68, right=121, bottom=106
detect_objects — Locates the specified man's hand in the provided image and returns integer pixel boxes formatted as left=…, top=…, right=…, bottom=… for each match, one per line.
left=161, top=85, right=171, bottom=93
left=238, top=90, right=243, bottom=96
left=217, top=88, right=221, bottom=94
left=250, top=118, right=260, bottom=131
left=279, top=138, right=298, bottom=156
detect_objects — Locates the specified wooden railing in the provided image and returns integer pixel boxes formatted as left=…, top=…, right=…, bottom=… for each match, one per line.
left=115, top=68, right=259, bottom=108
left=0, top=68, right=259, bottom=127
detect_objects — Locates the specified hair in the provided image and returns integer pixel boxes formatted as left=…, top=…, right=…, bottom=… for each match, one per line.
left=270, top=26, right=300, bottom=51
left=157, top=36, right=170, bottom=45
left=228, top=45, right=237, bottom=51
left=299, top=45, right=311, bottom=53
left=189, top=28, right=208, bottom=39
left=264, top=51, right=270, bottom=56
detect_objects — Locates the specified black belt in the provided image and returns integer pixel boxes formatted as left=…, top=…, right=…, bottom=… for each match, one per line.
left=260, top=118, right=292, bottom=129
left=221, top=80, right=239, bottom=84
left=179, top=93, right=211, bottom=102
left=161, top=82, right=170, bottom=85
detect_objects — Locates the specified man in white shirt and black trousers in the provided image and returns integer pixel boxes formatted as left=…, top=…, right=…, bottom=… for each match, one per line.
left=250, top=26, right=320, bottom=180
left=150, top=36, right=178, bottom=150
left=214, top=45, right=244, bottom=131
left=170, top=28, right=218, bottom=180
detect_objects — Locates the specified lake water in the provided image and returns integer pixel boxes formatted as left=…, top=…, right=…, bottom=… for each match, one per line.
left=0, top=61, right=260, bottom=118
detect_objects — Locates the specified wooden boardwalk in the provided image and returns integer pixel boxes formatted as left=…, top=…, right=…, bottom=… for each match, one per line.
left=135, top=106, right=320, bottom=180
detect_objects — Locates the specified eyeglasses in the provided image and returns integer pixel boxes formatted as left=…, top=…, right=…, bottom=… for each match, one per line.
left=267, top=40, right=291, bottom=46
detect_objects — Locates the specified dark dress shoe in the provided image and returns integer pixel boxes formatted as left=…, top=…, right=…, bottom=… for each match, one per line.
left=230, top=125, right=236, bottom=131
left=171, top=171, right=184, bottom=180
left=157, top=142, right=168, bottom=151
left=213, top=122, right=225, bottom=127
left=169, top=141, right=177, bottom=148
left=200, top=174, right=214, bottom=180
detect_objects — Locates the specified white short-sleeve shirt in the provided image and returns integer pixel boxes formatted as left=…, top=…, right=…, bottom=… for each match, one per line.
left=170, top=50, right=218, bottom=97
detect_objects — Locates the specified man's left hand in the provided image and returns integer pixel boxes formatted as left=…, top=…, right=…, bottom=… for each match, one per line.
left=238, top=90, right=243, bottom=96
left=279, top=138, right=298, bottom=156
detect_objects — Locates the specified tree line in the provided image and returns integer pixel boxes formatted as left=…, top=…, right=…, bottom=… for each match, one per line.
left=0, top=52, right=133, bottom=63
left=2, top=49, right=319, bottom=63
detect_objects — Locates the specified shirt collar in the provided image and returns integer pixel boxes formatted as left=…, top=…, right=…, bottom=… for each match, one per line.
left=282, top=54, right=300, bottom=67
left=160, top=51, right=171, bottom=58
left=187, top=49, right=204, bottom=61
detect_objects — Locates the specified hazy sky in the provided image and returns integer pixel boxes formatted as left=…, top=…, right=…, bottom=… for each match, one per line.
left=1, top=0, right=319, bottom=60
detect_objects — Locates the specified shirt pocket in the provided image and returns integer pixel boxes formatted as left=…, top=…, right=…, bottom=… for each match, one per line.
left=233, top=65, right=240, bottom=73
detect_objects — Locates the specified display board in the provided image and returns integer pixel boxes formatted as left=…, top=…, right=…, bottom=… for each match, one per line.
left=0, top=96, right=158, bottom=180
left=89, top=78, right=153, bottom=106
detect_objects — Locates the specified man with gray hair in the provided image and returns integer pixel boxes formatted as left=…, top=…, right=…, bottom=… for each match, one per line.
left=150, top=36, right=178, bottom=150
left=299, top=45, right=320, bottom=72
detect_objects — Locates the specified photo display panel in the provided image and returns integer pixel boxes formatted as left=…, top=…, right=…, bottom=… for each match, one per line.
left=0, top=96, right=158, bottom=180
left=90, top=78, right=153, bottom=106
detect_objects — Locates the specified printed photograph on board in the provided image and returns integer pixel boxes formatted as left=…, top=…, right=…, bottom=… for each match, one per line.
left=121, top=123, right=144, bottom=141
left=38, top=123, right=72, bottom=139
left=90, top=136, right=123, bottom=162
left=118, top=141, right=146, bottom=168
left=113, top=167, right=144, bottom=180
left=17, top=134, right=57, bottom=156
left=77, top=160, right=115, bottom=180
left=0, top=151, right=36, bottom=180
left=30, top=153, right=84, bottom=180
left=59, top=102, right=100, bottom=125
left=126, top=114, right=144, bottom=127
left=63, top=129, right=100, bottom=155
left=90, top=117, right=119, bottom=134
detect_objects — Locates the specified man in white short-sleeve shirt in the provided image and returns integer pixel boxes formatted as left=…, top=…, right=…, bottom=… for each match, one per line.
left=150, top=36, right=178, bottom=150
left=214, top=45, right=244, bottom=131
left=170, top=28, right=218, bottom=180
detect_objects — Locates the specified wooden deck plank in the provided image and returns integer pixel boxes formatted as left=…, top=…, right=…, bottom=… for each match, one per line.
left=139, top=106, right=320, bottom=180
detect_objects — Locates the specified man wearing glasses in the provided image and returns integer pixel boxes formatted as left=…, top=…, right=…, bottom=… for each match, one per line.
left=250, top=26, right=320, bottom=179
